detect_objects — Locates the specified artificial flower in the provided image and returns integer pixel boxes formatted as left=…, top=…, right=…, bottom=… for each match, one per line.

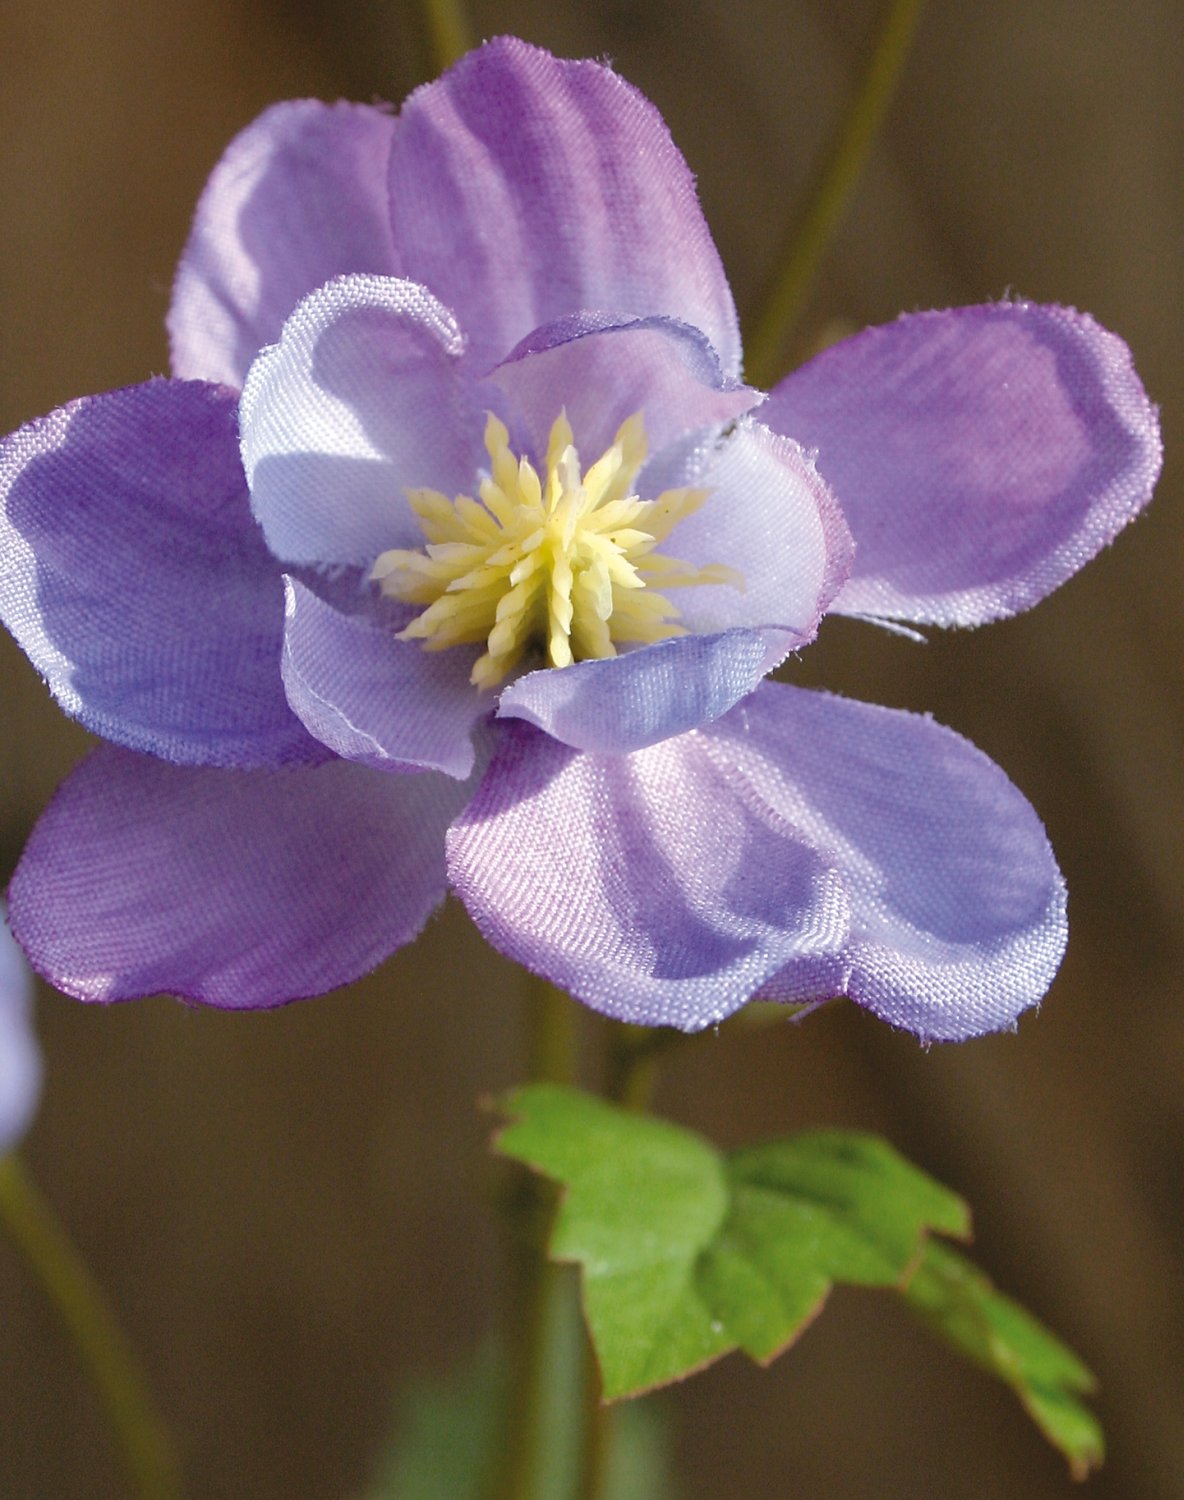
left=0, top=39, right=1160, bottom=1039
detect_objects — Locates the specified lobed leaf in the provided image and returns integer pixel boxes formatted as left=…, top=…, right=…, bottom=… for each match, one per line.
left=495, top=1085, right=967, bottom=1398
left=902, top=1238, right=1104, bottom=1478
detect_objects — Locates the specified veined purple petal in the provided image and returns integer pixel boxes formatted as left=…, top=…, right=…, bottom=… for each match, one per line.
left=496, top=629, right=783, bottom=754
left=0, top=381, right=320, bottom=767
left=703, top=683, right=1067, bottom=1041
left=447, top=723, right=849, bottom=1030
left=8, top=748, right=467, bottom=1007
left=763, top=303, right=1161, bottom=625
left=240, top=275, right=488, bottom=567
left=489, top=316, right=756, bottom=464
left=387, top=36, right=742, bottom=376
left=0, top=913, right=41, bottom=1150
left=169, top=100, right=399, bottom=388
left=282, top=578, right=484, bottom=777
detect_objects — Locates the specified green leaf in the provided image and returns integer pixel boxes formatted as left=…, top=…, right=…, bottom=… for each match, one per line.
left=902, top=1238, right=1104, bottom=1478
left=494, top=1085, right=968, bottom=1399
left=496, top=1083, right=732, bottom=1398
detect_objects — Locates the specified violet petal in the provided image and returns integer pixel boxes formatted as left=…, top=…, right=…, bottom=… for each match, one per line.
left=282, top=578, right=484, bottom=778
left=240, top=275, right=488, bottom=567
left=704, top=683, right=1067, bottom=1040
left=447, top=723, right=849, bottom=1029
left=0, top=913, right=41, bottom=1151
left=0, top=380, right=320, bottom=767
left=388, top=37, right=741, bottom=375
left=763, top=303, right=1161, bottom=625
left=169, top=100, right=399, bottom=388
left=8, top=748, right=467, bottom=1007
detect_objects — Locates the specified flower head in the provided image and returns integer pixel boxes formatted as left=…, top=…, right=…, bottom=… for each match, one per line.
left=0, top=39, right=1161, bottom=1040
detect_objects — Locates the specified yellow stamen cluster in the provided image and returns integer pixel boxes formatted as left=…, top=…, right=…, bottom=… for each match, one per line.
left=370, top=411, right=742, bottom=689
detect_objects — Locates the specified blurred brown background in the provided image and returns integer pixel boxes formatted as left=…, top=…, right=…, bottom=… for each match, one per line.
left=1, top=1, right=1180, bottom=1496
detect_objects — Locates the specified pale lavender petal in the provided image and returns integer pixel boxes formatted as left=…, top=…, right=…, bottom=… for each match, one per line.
left=762, top=303, right=1161, bottom=625
left=282, top=578, right=484, bottom=777
left=704, top=683, right=1067, bottom=1040
left=169, top=100, right=399, bottom=388
left=496, top=630, right=782, bottom=754
left=388, top=37, right=741, bottom=375
left=489, top=316, right=756, bottom=464
left=240, top=275, right=490, bottom=567
left=0, top=914, right=41, bottom=1150
left=0, top=381, right=320, bottom=767
left=8, top=748, right=467, bottom=1008
left=641, top=418, right=854, bottom=638
left=447, top=724, right=849, bottom=1030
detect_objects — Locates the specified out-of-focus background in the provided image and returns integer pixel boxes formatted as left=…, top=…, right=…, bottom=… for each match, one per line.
left=1, top=1, right=1180, bottom=1496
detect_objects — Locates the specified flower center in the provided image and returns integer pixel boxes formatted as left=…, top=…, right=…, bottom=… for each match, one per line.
left=371, top=411, right=742, bottom=689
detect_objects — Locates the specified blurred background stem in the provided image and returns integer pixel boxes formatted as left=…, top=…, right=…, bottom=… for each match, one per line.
left=744, top=0, right=926, bottom=386
left=0, top=1153, right=180, bottom=1500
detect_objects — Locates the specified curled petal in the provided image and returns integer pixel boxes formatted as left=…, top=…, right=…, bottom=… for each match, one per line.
left=762, top=303, right=1161, bottom=625
left=240, top=275, right=488, bottom=566
left=282, top=578, right=484, bottom=778
left=490, top=315, right=756, bottom=464
left=0, top=380, right=320, bottom=767
left=8, top=748, right=467, bottom=1008
left=643, top=417, right=853, bottom=638
left=169, top=99, right=399, bottom=388
left=496, top=629, right=785, bottom=754
left=388, top=36, right=742, bottom=375
left=703, top=683, right=1067, bottom=1040
left=447, top=723, right=849, bottom=1030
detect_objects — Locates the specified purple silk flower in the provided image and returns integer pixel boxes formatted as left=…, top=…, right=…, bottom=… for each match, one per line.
left=0, top=911, right=40, bottom=1150
left=0, top=39, right=1160, bottom=1040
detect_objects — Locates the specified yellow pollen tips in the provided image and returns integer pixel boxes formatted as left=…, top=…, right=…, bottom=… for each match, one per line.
left=370, top=411, right=742, bottom=689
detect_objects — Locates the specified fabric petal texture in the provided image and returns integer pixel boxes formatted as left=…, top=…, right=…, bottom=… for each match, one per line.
left=0, top=380, right=319, bottom=767
left=282, top=578, right=483, bottom=777
left=489, top=316, right=755, bottom=463
left=447, top=723, right=850, bottom=1029
left=0, top=41, right=1161, bottom=1036
left=650, top=417, right=854, bottom=638
left=497, top=629, right=781, bottom=754
left=388, top=36, right=742, bottom=376
left=169, top=99, right=399, bottom=388
left=703, top=684, right=1068, bottom=1041
left=763, top=302, right=1161, bottom=625
left=8, top=749, right=467, bottom=1008
left=241, top=275, right=487, bottom=567
left=0, top=911, right=41, bottom=1151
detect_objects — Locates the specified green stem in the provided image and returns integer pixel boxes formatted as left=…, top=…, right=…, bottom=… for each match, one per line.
left=422, top=0, right=473, bottom=73
left=744, top=0, right=926, bottom=387
left=493, top=981, right=579, bottom=1500
left=0, top=1153, right=181, bottom=1500
left=576, top=1336, right=611, bottom=1500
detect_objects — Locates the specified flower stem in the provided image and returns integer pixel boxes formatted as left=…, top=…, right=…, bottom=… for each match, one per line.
left=0, top=1153, right=181, bottom=1500
left=744, top=0, right=926, bottom=388
left=493, top=981, right=580, bottom=1500
left=422, top=0, right=472, bottom=72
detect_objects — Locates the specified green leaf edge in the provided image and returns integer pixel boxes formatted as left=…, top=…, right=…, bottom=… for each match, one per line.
left=902, top=1237, right=1104, bottom=1479
left=494, top=1085, right=969, bottom=1398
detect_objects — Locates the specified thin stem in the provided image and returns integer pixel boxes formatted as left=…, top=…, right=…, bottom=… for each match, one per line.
left=605, top=1025, right=687, bottom=1112
left=492, top=980, right=579, bottom=1500
left=422, top=0, right=473, bottom=73
left=577, top=1338, right=612, bottom=1500
left=0, top=1153, right=181, bottom=1500
left=744, top=0, right=926, bottom=388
